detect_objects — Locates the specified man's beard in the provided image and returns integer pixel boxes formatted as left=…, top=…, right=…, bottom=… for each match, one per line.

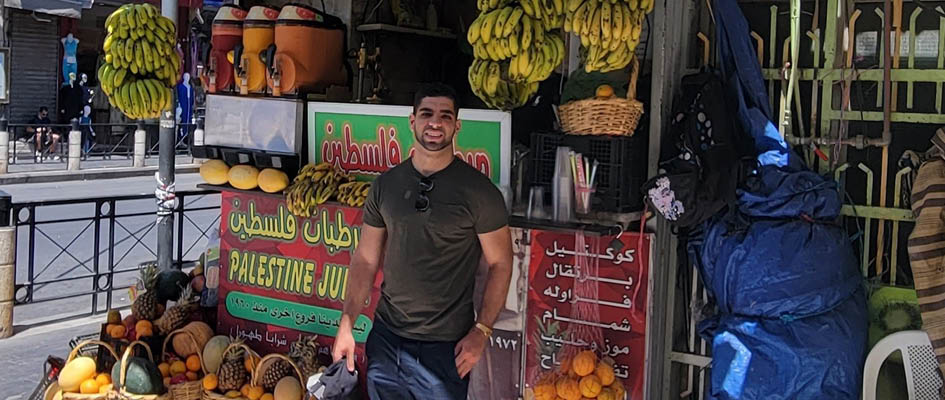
left=415, top=128, right=452, bottom=152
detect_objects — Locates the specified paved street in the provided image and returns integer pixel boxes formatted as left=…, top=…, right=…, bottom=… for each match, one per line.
left=6, top=154, right=194, bottom=174
left=0, top=173, right=221, bottom=399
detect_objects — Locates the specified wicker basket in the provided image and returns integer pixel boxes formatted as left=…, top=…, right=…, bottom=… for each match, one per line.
left=162, top=329, right=207, bottom=400
left=252, top=353, right=305, bottom=392
left=59, top=340, right=120, bottom=400
left=111, top=340, right=171, bottom=400
left=559, top=57, right=644, bottom=136
left=201, top=342, right=257, bottom=400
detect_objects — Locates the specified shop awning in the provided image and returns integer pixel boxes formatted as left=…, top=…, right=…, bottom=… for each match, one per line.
left=4, top=0, right=92, bottom=19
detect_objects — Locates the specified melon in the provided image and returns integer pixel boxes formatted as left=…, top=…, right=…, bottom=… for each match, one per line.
left=258, top=168, right=289, bottom=193
left=202, top=335, right=231, bottom=374
left=111, top=356, right=166, bottom=395
left=228, top=165, right=260, bottom=190
left=200, top=160, right=230, bottom=185
left=59, top=356, right=98, bottom=392
left=274, top=376, right=302, bottom=400
left=173, top=321, right=214, bottom=357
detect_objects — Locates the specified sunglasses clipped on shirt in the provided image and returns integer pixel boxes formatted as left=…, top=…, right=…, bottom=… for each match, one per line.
left=415, top=177, right=434, bottom=212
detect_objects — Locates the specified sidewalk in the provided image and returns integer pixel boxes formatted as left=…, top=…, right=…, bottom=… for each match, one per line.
left=1, top=155, right=201, bottom=185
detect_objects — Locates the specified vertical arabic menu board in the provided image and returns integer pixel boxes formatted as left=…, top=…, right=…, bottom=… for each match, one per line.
left=525, top=229, right=651, bottom=399
left=217, top=190, right=382, bottom=370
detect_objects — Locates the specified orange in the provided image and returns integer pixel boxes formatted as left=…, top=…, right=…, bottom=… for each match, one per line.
left=202, top=374, right=218, bottom=391
left=246, top=385, right=264, bottom=400
left=186, top=371, right=199, bottom=381
left=79, top=378, right=101, bottom=394
left=186, top=354, right=202, bottom=372
left=244, top=353, right=260, bottom=373
left=95, top=372, right=112, bottom=385
left=135, top=326, right=153, bottom=339
left=240, top=383, right=251, bottom=397
left=163, top=377, right=171, bottom=387
left=260, top=394, right=273, bottom=400
left=170, top=360, right=187, bottom=376
left=134, top=320, right=152, bottom=332
left=158, top=362, right=170, bottom=378
left=98, top=383, right=113, bottom=394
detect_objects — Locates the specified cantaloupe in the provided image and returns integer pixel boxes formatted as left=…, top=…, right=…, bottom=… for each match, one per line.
left=258, top=168, right=289, bottom=193
left=202, top=335, right=231, bottom=374
left=273, top=376, right=302, bottom=400
left=58, top=356, right=98, bottom=392
left=173, top=321, right=214, bottom=357
left=228, top=165, right=260, bottom=190
left=200, top=160, right=230, bottom=185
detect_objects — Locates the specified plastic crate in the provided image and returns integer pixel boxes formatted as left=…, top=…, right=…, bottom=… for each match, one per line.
left=529, top=132, right=648, bottom=213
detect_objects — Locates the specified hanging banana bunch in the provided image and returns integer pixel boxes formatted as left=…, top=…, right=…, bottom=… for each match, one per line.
left=467, top=1, right=565, bottom=111
left=285, top=163, right=370, bottom=216
left=564, top=0, right=652, bottom=73
left=97, top=3, right=181, bottom=120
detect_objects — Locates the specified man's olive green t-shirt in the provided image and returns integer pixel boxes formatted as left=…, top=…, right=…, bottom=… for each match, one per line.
left=362, top=157, right=509, bottom=342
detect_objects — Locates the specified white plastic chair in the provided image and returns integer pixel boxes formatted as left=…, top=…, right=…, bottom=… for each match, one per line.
left=863, top=330, right=944, bottom=400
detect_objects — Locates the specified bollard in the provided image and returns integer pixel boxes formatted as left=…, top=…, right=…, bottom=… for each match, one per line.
left=0, top=190, right=13, bottom=338
left=133, top=121, right=145, bottom=168
left=68, top=118, right=81, bottom=171
left=0, top=119, right=8, bottom=174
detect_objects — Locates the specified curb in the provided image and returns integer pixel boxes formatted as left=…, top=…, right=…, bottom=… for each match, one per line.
left=0, top=164, right=201, bottom=185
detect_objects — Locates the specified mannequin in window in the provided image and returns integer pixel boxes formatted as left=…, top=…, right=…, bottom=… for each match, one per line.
left=176, top=72, right=194, bottom=145
left=59, top=72, right=83, bottom=125
left=80, top=105, right=95, bottom=156
left=79, top=73, right=93, bottom=107
left=61, top=34, right=79, bottom=84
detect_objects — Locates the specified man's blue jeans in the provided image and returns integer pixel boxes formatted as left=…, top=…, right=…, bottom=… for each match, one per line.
left=365, top=318, right=469, bottom=399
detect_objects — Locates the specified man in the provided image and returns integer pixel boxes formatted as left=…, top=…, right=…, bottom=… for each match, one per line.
left=331, top=83, right=513, bottom=399
left=26, top=107, right=60, bottom=159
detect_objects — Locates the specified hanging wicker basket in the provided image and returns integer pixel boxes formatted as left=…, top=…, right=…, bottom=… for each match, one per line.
left=252, top=353, right=306, bottom=393
left=60, top=340, right=120, bottom=400
left=559, top=57, right=644, bottom=136
left=161, top=329, right=207, bottom=400
left=111, top=340, right=171, bottom=400
left=201, top=342, right=257, bottom=400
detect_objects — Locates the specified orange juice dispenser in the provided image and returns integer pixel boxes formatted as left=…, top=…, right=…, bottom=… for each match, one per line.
left=265, top=4, right=347, bottom=97
left=204, top=5, right=246, bottom=93
left=233, top=5, right=278, bottom=95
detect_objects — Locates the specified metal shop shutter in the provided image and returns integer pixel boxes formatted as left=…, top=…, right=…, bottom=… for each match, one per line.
left=9, top=9, right=60, bottom=123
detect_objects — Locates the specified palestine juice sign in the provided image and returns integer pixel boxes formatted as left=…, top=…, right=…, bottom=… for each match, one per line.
left=525, top=230, right=652, bottom=399
left=217, top=190, right=382, bottom=369
left=307, top=103, right=511, bottom=186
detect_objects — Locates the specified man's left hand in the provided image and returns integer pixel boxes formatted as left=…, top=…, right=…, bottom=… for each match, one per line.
left=454, top=329, right=488, bottom=379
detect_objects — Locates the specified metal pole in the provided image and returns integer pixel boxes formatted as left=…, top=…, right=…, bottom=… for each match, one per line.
left=0, top=190, right=13, bottom=338
left=158, top=0, right=178, bottom=271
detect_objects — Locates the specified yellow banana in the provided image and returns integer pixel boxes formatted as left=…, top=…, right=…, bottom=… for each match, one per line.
left=494, top=6, right=514, bottom=38
left=582, top=1, right=598, bottom=36
left=600, top=2, right=612, bottom=42
left=467, top=15, right=483, bottom=43
left=503, top=7, right=524, bottom=37
left=521, top=16, right=533, bottom=50
left=485, top=62, right=500, bottom=96
left=589, top=5, right=602, bottom=45
left=480, top=9, right=499, bottom=43
left=567, top=0, right=582, bottom=12
left=509, top=28, right=520, bottom=54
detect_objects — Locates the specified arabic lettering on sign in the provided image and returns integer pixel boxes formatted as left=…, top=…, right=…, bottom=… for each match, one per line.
left=301, top=209, right=361, bottom=255
left=321, top=121, right=403, bottom=175
left=541, top=285, right=633, bottom=309
left=536, top=333, right=631, bottom=359
left=540, top=309, right=633, bottom=333
left=543, top=263, right=635, bottom=289
left=544, top=240, right=636, bottom=265
left=228, top=199, right=298, bottom=242
left=406, top=146, right=494, bottom=179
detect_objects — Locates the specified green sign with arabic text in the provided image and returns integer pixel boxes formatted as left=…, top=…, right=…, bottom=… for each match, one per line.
left=226, top=291, right=373, bottom=342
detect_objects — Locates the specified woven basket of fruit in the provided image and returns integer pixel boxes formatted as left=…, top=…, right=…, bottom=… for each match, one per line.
left=201, top=340, right=258, bottom=400
left=251, top=353, right=305, bottom=400
left=58, top=340, right=120, bottom=400
left=111, top=340, right=170, bottom=400
left=559, top=58, right=643, bottom=136
left=161, top=329, right=207, bottom=400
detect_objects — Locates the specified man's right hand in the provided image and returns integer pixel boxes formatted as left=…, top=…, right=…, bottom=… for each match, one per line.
left=331, top=325, right=356, bottom=372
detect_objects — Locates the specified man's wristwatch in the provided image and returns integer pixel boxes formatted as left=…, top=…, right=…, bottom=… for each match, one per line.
left=474, top=322, right=493, bottom=338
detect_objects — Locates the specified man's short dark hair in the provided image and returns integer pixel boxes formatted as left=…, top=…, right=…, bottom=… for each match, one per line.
left=38, top=106, right=48, bottom=113
left=413, top=83, right=459, bottom=114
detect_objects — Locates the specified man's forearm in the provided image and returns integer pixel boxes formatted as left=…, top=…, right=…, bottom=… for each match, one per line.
left=340, top=261, right=376, bottom=329
left=476, top=260, right=513, bottom=329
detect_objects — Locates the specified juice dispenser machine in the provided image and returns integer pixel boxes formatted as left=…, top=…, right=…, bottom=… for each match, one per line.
left=234, top=5, right=278, bottom=95
left=203, top=4, right=246, bottom=94
left=264, top=4, right=347, bottom=97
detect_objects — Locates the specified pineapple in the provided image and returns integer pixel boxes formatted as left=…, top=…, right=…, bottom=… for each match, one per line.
left=218, top=339, right=248, bottom=392
left=131, top=263, right=161, bottom=321
left=291, top=335, right=321, bottom=379
left=154, top=285, right=197, bottom=335
left=260, top=358, right=293, bottom=391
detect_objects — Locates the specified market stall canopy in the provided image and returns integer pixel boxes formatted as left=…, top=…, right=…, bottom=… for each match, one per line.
left=3, top=0, right=92, bottom=19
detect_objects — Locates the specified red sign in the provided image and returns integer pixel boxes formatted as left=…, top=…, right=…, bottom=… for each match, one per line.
left=525, top=230, right=651, bottom=399
left=217, top=190, right=382, bottom=371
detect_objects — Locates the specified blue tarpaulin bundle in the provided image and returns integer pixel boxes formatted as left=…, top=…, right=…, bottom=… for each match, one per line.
left=693, top=0, right=868, bottom=398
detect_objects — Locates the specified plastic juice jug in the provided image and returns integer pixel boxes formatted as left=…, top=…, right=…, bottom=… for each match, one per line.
left=265, top=4, right=347, bottom=97
left=233, top=5, right=278, bottom=95
left=203, top=5, right=246, bottom=93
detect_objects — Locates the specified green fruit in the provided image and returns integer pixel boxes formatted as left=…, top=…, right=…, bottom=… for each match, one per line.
left=111, top=356, right=166, bottom=395
left=156, top=269, right=191, bottom=304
